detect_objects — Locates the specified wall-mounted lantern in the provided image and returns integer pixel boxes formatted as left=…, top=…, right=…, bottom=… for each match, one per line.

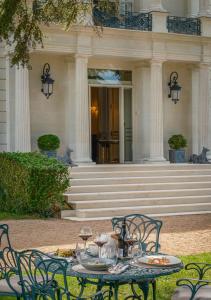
left=41, top=63, right=54, bottom=99
left=168, top=72, right=181, bottom=104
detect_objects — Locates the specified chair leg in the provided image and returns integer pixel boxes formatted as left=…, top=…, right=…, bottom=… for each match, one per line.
left=152, top=280, right=156, bottom=300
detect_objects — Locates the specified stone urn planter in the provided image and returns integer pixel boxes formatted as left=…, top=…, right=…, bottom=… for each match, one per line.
left=168, top=134, right=187, bottom=163
left=37, top=134, right=60, bottom=158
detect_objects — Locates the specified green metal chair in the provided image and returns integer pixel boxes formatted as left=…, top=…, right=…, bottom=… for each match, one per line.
left=0, top=224, right=22, bottom=299
left=111, top=213, right=163, bottom=300
left=172, top=262, right=211, bottom=300
left=16, top=249, right=112, bottom=300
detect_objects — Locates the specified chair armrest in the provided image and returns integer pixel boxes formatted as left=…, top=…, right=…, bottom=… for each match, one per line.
left=185, top=262, right=211, bottom=280
left=176, top=277, right=211, bottom=299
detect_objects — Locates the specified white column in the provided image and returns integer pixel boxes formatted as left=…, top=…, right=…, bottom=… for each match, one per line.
left=191, top=67, right=200, bottom=155
left=198, top=63, right=209, bottom=151
left=148, top=0, right=166, bottom=12
left=15, top=66, right=31, bottom=152
left=198, top=0, right=210, bottom=16
left=74, top=55, right=92, bottom=163
left=208, top=66, right=211, bottom=161
left=148, top=60, right=166, bottom=163
left=65, top=59, right=76, bottom=154
left=188, top=0, right=200, bottom=17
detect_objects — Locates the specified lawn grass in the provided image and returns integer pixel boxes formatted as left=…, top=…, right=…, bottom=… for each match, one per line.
left=1, top=252, right=211, bottom=300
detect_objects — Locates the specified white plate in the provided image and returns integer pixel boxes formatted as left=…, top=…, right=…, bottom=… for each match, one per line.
left=137, top=255, right=181, bottom=267
left=46, top=252, right=74, bottom=263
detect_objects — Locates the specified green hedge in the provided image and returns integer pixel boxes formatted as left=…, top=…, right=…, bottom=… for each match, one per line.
left=0, top=152, right=69, bottom=217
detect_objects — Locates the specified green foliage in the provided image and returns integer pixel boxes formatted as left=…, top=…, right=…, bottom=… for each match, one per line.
left=168, top=134, right=187, bottom=150
left=37, top=134, right=60, bottom=151
left=0, top=0, right=119, bottom=67
left=0, top=152, right=69, bottom=217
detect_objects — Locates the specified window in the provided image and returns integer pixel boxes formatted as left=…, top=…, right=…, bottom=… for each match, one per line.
left=88, top=69, right=132, bottom=85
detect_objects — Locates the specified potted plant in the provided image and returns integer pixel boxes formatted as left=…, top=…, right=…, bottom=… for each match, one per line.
left=168, top=134, right=187, bottom=163
left=37, top=134, right=60, bottom=158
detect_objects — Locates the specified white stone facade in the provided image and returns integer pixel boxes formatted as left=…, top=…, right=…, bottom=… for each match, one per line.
left=1, top=0, right=211, bottom=163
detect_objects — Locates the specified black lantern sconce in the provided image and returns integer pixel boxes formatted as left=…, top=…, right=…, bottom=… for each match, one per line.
left=41, top=63, right=54, bottom=99
left=168, top=72, right=182, bottom=104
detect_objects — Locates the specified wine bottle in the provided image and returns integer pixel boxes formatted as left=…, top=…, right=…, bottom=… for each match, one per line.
left=122, top=219, right=128, bottom=257
left=117, top=234, right=124, bottom=258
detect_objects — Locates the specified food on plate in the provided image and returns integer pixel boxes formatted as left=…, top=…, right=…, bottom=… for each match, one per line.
left=55, top=248, right=75, bottom=258
left=147, top=257, right=170, bottom=265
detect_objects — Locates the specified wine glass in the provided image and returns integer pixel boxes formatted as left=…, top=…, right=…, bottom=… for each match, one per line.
left=75, top=242, right=88, bottom=264
left=78, top=226, right=93, bottom=248
left=124, top=232, right=138, bottom=257
left=94, top=233, right=108, bottom=260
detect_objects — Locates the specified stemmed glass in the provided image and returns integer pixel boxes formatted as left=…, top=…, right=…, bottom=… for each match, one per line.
left=78, top=226, right=93, bottom=249
left=124, top=232, right=138, bottom=257
left=94, top=233, right=108, bottom=260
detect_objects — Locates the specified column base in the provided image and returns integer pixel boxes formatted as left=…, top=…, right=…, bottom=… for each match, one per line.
left=75, top=158, right=94, bottom=165
left=142, top=157, right=170, bottom=164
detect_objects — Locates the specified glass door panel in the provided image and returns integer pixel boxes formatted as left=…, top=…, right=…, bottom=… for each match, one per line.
left=124, top=88, right=132, bottom=162
left=91, top=87, right=120, bottom=163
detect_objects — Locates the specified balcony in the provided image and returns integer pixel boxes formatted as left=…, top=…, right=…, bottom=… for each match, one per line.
left=167, top=16, right=201, bottom=36
left=93, top=8, right=152, bottom=31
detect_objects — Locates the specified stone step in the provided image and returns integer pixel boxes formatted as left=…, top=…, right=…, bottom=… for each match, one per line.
left=69, top=195, right=211, bottom=209
left=70, top=169, right=211, bottom=179
left=70, top=164, right=211, bottom=173
left=62, top=202, right=211, bottom=219
left=71, top=175, right=211, bottom=186
left=70, top=181, right=211, bottom=194
left=62, top=164, right=211, bottom=220
left=66, top=188, right=211, bottom=201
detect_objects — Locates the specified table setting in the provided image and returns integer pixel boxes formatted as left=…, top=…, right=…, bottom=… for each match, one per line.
left=44, top=224, right=183, bottom=274
left=42, top=224, right=183, bottom=300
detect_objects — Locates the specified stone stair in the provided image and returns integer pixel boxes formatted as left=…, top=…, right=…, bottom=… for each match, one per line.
left=61, top=164, right=211, bottom=221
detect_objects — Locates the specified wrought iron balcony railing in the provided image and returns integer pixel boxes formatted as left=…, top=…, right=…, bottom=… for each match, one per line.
left=93, top=8, right=152, bottom=31
left=167, top=16, right=201, bottom=36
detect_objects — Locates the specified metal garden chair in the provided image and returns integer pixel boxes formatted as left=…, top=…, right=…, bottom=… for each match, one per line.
left=15, top=249, right=112, bottom=300
left=0, top=224, right=22, bottom=299
left=111, top=213, right=163, bottom=300
left=172, top=262, right=211, bottom=300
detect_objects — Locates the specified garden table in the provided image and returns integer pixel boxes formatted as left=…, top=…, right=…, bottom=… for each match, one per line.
left=47, top=258, right=183, bottom=300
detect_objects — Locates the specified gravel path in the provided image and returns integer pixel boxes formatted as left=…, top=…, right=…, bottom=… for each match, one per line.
left=3, top=214, right=211, bottom=255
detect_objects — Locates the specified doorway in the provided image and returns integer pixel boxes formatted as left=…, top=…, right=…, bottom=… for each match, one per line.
left=91, top=87, right=120, bottom=163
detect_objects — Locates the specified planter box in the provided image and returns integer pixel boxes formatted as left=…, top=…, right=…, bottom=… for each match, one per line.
left=169, top=149, right=185, bottom=163
left=41, top=150, right=57, bottom=158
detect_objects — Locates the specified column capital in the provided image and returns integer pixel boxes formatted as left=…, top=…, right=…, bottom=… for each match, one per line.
left=150, top=58, right=166, bottom=65
left=74, top=53, right=91, bottom=61
left=199, top=62, right=211, bottom=69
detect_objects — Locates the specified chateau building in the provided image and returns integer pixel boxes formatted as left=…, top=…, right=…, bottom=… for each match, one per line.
left=1, top=0, right=211, bottom=165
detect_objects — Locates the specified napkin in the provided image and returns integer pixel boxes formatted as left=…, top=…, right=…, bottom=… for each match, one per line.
left=108, top=263, right=129, bottom=274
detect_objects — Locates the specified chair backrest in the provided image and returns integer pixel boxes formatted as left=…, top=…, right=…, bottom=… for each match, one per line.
left=0, top=224, right=12, bottom=250
left=15, top=249, right=71, bottom=300
left=0, top=224, right=20, bottom=296
left=112, top=214, right=163, bottom=253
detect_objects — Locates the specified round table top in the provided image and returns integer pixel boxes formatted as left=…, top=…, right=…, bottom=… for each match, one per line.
left=56, top=259, right=183, bottom=283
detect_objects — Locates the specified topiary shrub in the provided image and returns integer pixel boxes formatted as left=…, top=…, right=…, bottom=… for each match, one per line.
left=37, top=134, right=60, bottom=151
left=168, top=134, right=187, bottom=150
left=0, top=152, right=69, bottom=217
